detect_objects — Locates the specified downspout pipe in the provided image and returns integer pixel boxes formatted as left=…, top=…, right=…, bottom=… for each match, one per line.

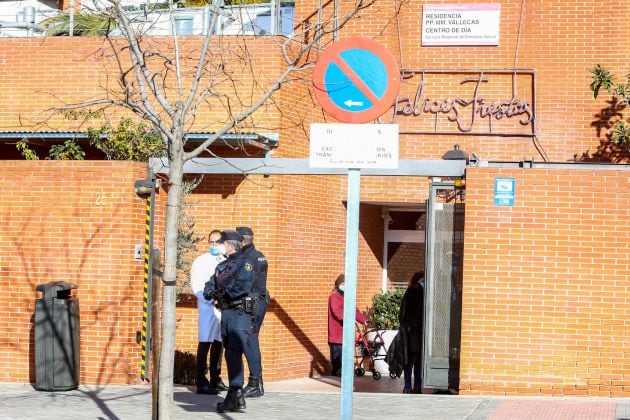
left=0, top=22, right=46, bottom=32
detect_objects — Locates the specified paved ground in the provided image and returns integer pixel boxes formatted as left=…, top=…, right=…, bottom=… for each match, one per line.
left=0, top=377, right=629, bottom=420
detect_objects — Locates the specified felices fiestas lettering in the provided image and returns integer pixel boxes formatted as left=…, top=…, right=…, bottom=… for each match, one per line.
left=387, top=75, right=533, bottom=133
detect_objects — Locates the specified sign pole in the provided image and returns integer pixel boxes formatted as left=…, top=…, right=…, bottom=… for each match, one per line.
left=310, top=37, right=400, bottom=419
left=341, top=168, right=361, bottom=420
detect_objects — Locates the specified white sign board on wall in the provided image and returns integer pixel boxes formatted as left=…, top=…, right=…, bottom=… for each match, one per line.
left=309, top=123, right=399, bottom=169
left=422, top=3, right=500, bottom=46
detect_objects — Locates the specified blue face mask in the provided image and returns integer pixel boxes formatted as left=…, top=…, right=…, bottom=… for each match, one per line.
left=338, top=284, right=345, bottom=292
left=209, top=245, right=222, bottom=256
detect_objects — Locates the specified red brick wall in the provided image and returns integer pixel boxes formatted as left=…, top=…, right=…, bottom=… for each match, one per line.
left=460, top=167, right=630, bottom=396
left=388, top=242, right=424, bottom=286
left=0, top=161, right=149, bottom=385
left=0, top=36, right=284, bottom=133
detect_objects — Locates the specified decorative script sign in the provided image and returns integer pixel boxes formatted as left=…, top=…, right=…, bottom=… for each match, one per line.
left=382, top=69, right=536, bottom=137
left=422, top=4, right=501, bottom=46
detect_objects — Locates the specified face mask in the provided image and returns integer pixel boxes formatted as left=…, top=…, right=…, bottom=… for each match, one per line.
left=338, top=284, right=345, bottom=292
left=209, top=244, right=225, bottom=256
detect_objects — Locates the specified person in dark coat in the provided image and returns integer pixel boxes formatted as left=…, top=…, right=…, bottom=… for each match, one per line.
left=203, top=230, right=257, bottom=413
left=399, top=271, right=424, bottom=394
left=235, top=226, right=269, bottom=398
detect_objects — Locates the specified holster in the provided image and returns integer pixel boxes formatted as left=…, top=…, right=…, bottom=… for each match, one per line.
left=243, top=296, right=257, bottom=315
left=243, top=296, right=260, bottom=333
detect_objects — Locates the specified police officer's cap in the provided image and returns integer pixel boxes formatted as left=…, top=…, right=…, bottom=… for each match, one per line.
left=218, top=230, right=243, bottom=243
left=236, top=226, right=254, bottom=236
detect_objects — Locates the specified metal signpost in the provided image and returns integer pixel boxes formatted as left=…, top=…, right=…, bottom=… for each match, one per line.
left=311, top=37, right=401, bottom=420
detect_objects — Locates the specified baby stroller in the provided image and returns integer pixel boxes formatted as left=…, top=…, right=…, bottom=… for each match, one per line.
left=354, top=324, right=389, bottom=380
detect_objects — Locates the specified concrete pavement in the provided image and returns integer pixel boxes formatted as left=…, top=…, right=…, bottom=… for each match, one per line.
left=0, top=377, right=628, bottom=420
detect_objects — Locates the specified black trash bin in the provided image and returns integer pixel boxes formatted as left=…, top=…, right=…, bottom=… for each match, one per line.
left=34, top=281, right=80, bottom=391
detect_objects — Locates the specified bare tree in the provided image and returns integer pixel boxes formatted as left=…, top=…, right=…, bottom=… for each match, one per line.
left=35, top=1, right=379, bottom=418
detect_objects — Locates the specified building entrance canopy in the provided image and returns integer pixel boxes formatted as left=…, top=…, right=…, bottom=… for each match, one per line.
left=149, top=157, right=466, bottom=177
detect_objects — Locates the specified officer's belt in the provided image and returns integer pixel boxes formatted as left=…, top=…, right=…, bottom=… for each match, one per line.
left=224, top=299, right=245, bottom=310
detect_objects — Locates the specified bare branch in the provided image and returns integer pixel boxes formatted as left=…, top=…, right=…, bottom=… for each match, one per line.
left=108, top=0, right=175, bottom=118
left=182, top=2, right=222, bottom=117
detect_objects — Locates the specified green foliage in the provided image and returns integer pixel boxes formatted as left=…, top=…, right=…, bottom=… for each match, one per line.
left=48, top=140, right=86, bottom=160
left=182, top=0, right=209, bottom=6
left=63, top=109, right=102, bottom=121
left=613, top=80, right=630, bottom=104
left=611, top=121, right=630, bottom=145
left=589, top=66, right=630, bottom=147
left=16, top=140, right=39, bottom=160
left=224, top=0, right=272, bottom=5
left=173, top=350, right=196, bottom=385
left=589, top=65, right=615, bottom=99
left=88, top=118, right=166, bottom=162
left=367, top=288, right=404, bottom=330
left=43, top=11, right=116, bottom=36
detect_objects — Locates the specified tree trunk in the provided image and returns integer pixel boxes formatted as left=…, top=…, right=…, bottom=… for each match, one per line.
left=158, top=150, right=184, bottom=420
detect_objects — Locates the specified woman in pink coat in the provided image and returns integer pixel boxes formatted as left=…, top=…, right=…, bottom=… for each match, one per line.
left=327, top=274, right=367, bottom=376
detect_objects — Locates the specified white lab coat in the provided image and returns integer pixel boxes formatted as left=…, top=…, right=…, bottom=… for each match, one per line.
left=190, top=252, right=225, bottom=342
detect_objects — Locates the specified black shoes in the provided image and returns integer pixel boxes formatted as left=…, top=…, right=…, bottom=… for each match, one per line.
left=196, top=378, right=218, bottom=395
left=197, top=378, right=227, bottom=394
left=243, top=376, right=264, bottom=398
left=210, top=379, right=228, bottom=393
left=216, top=388, right=246, bottom=413
left=197, top=385, right=219, bottom=395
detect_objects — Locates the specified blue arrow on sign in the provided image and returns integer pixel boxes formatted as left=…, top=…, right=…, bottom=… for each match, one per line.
left=325, top=49, right=388, bottom=112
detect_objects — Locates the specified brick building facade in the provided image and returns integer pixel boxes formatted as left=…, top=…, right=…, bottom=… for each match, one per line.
left=0, top=1, right=628, bottom=397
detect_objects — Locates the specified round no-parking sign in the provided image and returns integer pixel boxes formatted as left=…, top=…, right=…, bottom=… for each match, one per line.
left=312, top=37, right=401, bottom=124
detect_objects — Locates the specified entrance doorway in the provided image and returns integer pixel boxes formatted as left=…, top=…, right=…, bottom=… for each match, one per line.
left=382, top=207, right=425, bottom=291
left=379, top=181, right=464, bottom=392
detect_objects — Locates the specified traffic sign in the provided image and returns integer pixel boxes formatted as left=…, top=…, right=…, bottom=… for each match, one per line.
left=310, top=123, right=399, bottom=169
left=312, top=37, right=401, bottom=123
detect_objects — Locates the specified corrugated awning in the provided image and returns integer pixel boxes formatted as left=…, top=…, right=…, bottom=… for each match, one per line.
left=0, top=131, right=279, bottom=150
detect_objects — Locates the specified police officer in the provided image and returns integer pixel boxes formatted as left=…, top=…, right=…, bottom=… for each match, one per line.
left=203, top=230, right=257, bottom=413
left=236, top=226, right=269, bottom=398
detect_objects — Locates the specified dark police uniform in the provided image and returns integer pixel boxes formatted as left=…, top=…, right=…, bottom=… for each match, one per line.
left=204, top=234, right=257, bottom=413
left=240, top=240, right=269, bottom=397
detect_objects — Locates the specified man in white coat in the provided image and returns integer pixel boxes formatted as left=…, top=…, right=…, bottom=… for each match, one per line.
left=191, top=230, right=227, bottom=394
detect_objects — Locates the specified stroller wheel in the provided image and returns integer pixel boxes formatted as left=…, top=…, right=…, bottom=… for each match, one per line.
left=372, top=371, right=381, bottom=380
left=355, top=367, right=365, bottom=377
left=389, top=372, right=398, bottom=379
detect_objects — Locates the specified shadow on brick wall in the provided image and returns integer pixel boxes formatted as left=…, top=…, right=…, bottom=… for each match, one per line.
left=578, top=97, right=630, bottom=162
left=269, top=298, right=328, bottom=377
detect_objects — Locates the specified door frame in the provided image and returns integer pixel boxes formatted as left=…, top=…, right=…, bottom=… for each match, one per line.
left=381, top=206, right=425, bottom=291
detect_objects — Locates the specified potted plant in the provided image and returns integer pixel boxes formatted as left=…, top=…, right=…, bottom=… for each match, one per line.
left=365, top=288, right=404, bottom=374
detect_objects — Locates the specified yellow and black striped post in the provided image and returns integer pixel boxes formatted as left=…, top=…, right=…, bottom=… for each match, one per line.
left=140, top=178, right=156, bottom=381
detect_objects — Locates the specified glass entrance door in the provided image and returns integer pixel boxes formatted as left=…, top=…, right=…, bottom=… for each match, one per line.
left=422, top=182, right=465, bottom=390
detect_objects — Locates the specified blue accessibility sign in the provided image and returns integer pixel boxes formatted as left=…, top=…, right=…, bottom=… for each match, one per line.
left=313, top=37, right=400, bottom=123
left=494, top=178, right=515, bottom=206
